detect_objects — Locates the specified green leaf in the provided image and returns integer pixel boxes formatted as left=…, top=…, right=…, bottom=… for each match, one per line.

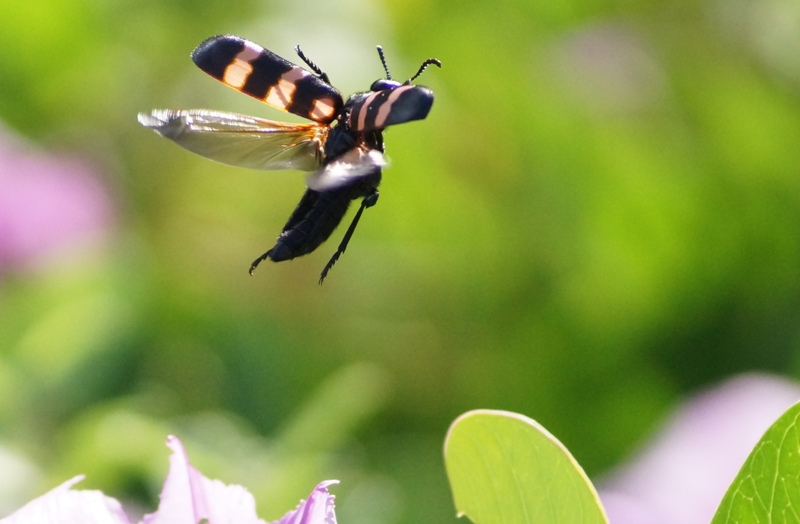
left=712, top=401, right=800, bottom=524
left=444, top=409, right=608, bottom=524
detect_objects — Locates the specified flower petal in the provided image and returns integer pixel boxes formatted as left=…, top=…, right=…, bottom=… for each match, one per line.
left=0, top=126, right=113, bottom=272
left=2, top=436, right=340, bottom=524
left=270, top=480, right=339, bottom=524
left=141, top=435, right=266, bottom=524
left=0, top=475, right=131, bottom=524
left=600, top=373, right=800, bottom=524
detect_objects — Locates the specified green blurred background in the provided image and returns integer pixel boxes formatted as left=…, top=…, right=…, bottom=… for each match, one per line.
left=1, top=0, right=799, bottom=521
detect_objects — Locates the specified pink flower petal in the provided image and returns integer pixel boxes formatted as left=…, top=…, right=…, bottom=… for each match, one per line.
left=270, top=480, right=339, bottom=524
left=142, top=436, right=266, bottom=524
left=0, top=127, right=114, bottom=272
left=600, top=373, right=800, bottom=524
left=2, top=435, right=339, bottom=524
left=0, top=475, right=131, bottom=524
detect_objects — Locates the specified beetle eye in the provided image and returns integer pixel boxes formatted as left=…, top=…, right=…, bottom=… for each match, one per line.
left=370, top=78, right=402, bottom=91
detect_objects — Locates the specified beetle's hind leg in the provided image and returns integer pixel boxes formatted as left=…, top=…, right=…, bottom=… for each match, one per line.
left=318, top=190, right=380, bottom=284
left=249, top=250, right=274, bottom=275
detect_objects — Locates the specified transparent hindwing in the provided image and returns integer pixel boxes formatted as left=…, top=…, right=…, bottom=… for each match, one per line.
left=306, top=148, right=388, bottom=191
left=137, top=109, right=327, bottom=172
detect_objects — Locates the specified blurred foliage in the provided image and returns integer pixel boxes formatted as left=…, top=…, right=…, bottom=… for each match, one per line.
left=1, top=0, right=800, bottom=521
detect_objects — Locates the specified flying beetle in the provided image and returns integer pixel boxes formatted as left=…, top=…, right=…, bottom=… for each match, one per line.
left=138, top=35, right=440, bottom=283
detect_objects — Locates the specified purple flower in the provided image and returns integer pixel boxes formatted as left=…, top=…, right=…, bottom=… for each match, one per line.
left=0, top=436, right=338, bottom=524
left=599, top=373, right=800, bottom=524
left=0, top=126, right=113, bottom=273
left=0, top=476, right=131, bottom=524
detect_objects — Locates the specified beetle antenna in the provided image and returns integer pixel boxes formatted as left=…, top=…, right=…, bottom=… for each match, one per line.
left=406, top=58, right=442, bottom=84
left=295, top=45, right=331, bottom=84
left=376, top=45, right=392, bottom=80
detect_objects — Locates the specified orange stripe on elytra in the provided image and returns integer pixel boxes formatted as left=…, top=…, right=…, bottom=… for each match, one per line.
left=373, top=85, right=412, bottom=129
left=357, top=91, right=381, bottom=131
left=222, top=42, right=263, bottom=88
left=265, top=67, right=307, bottom=107
left=311, top=97, right=338, bottom=121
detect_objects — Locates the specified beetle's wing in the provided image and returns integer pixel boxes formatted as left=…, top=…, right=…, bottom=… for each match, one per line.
left=192, top=35, right=344, bottom=124
left=138, top=109, right=326, bottom=171
left=306, top=148, right=387, bottom=191
left=347, top=85, right=434, bottom=132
